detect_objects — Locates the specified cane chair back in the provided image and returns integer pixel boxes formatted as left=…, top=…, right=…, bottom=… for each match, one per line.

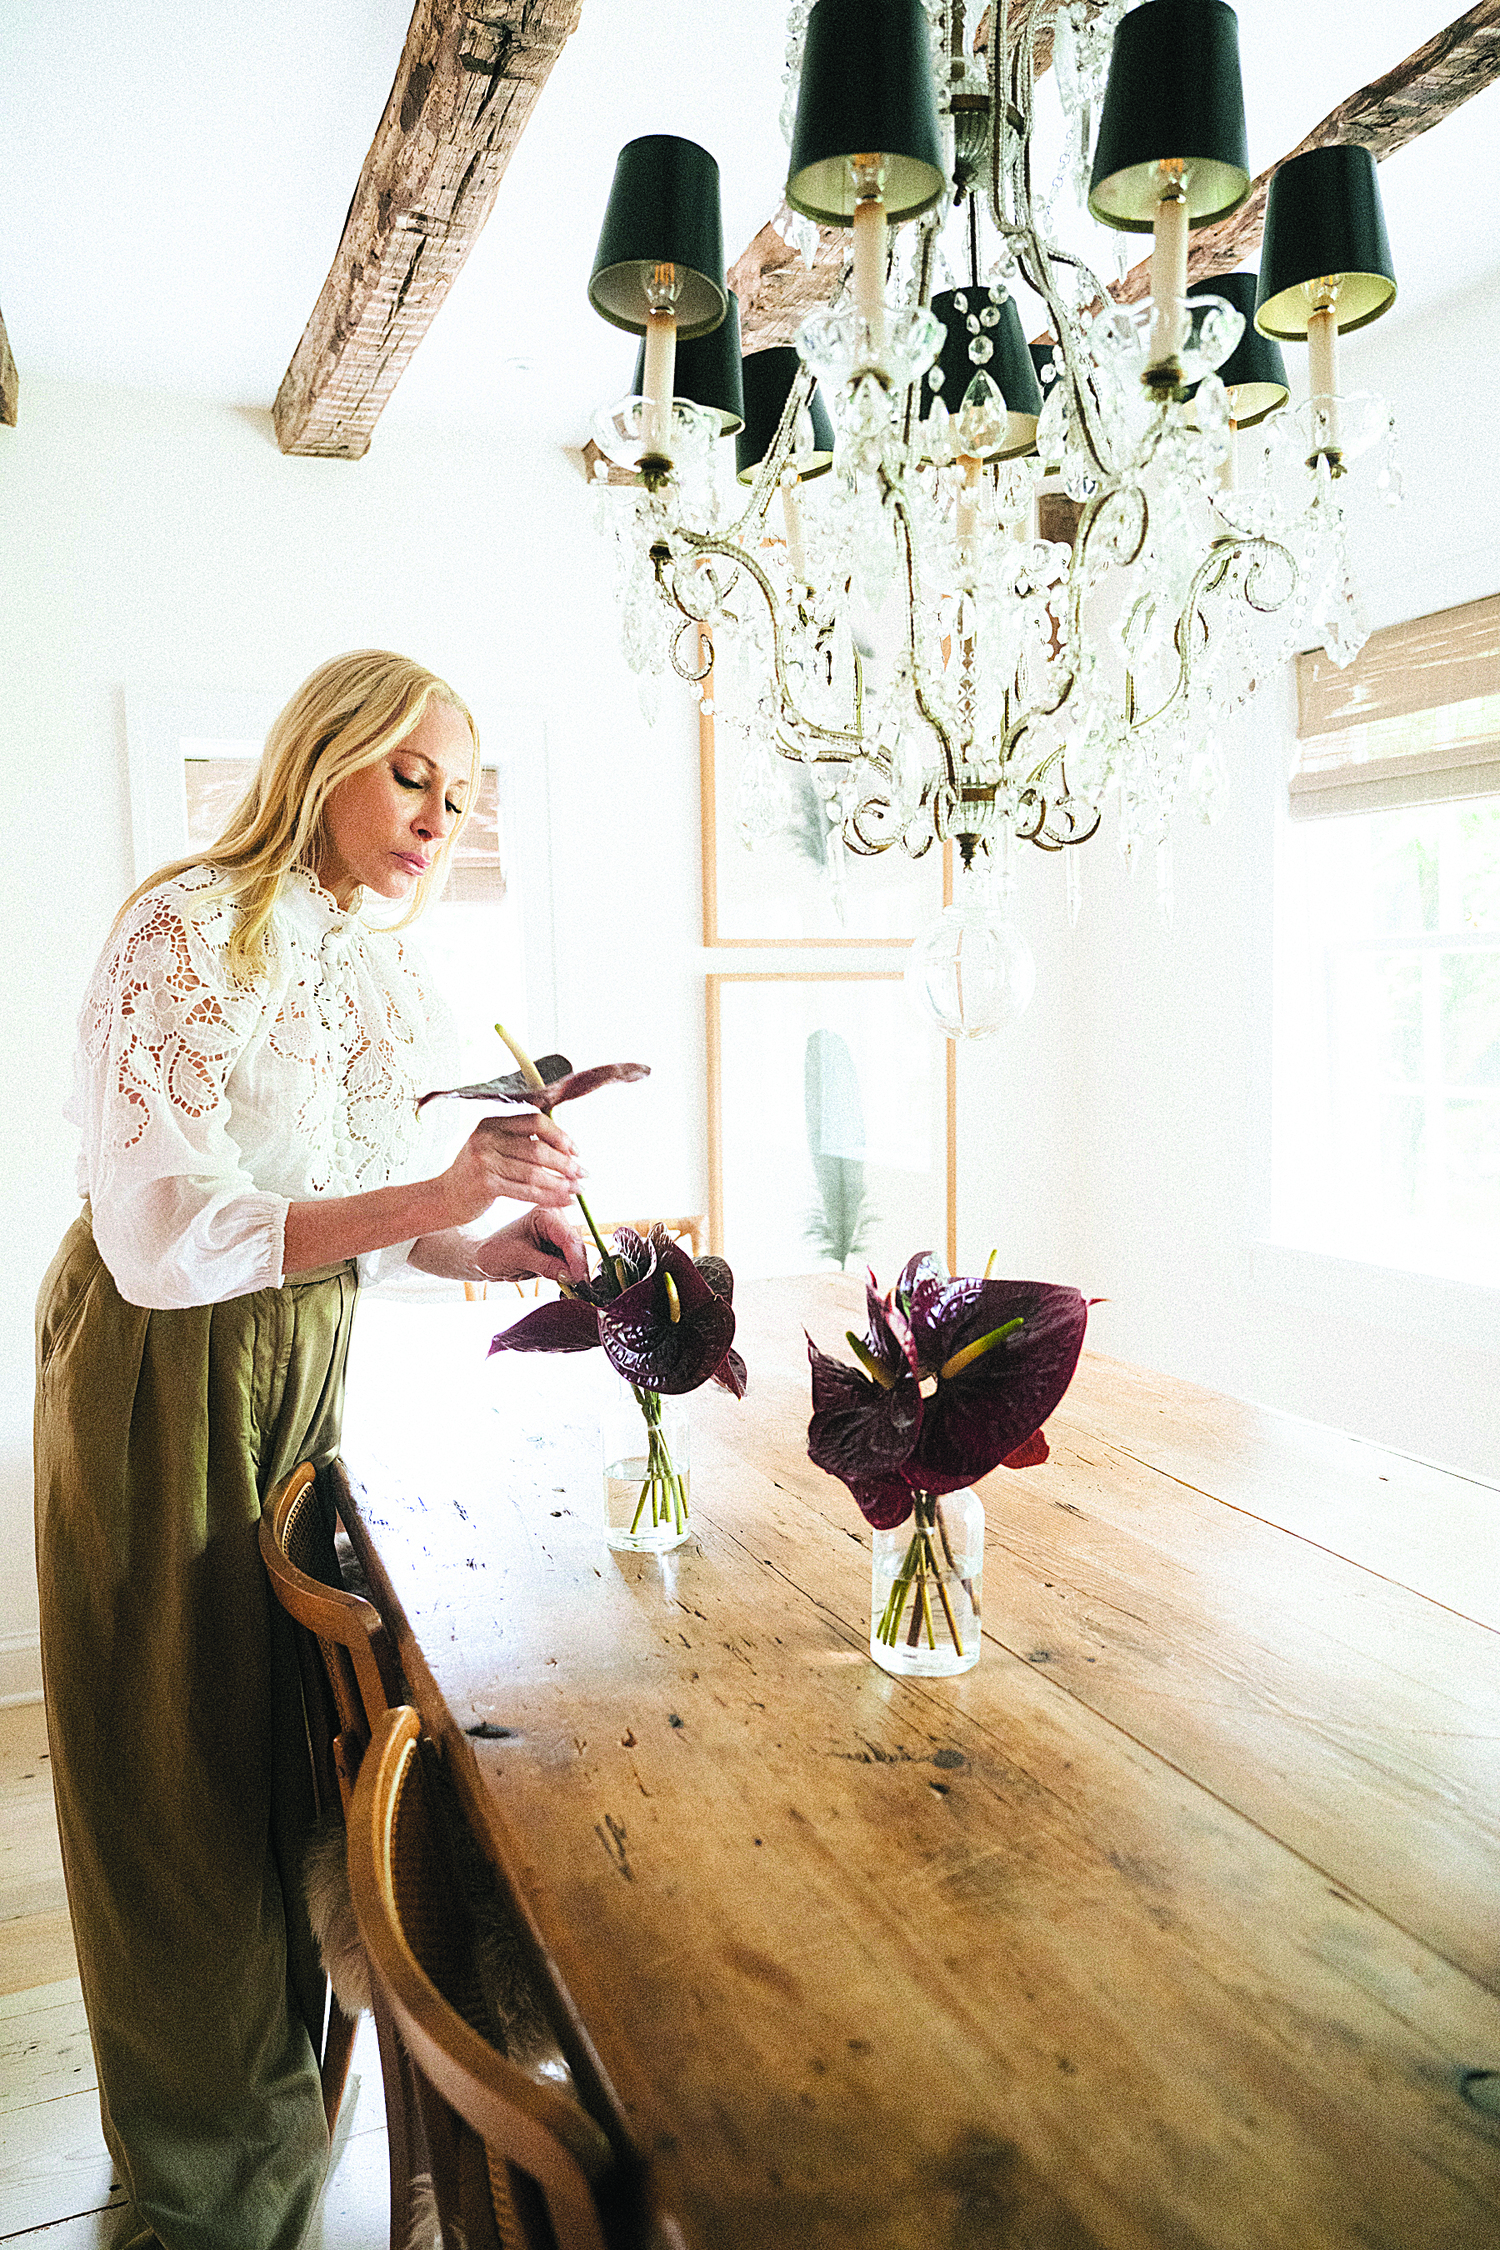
left=350, top=1706, right=614, bottom=2250
left=261, top=1460, right=400, bottom=1774
left=260, top=1460, right=423, bottom=2198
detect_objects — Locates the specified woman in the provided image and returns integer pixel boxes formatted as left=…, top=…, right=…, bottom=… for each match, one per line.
left=34, top=650, right=588, bottom=2250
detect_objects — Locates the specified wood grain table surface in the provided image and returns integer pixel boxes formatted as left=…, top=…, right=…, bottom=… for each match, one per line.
left=339, top=1274, right=1500, bottom=2250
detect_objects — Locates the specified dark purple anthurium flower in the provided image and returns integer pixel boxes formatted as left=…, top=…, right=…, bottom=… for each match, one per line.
left=417, top=1053, right=650, bottom=1113
left=807, top=1252, right=1087, bottom=1528
left=489, top=1225, right=746, bottom=1400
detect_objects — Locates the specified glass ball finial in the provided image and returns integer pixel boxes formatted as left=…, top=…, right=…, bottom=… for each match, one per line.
left=905, top=866, right=1036, bottom=1040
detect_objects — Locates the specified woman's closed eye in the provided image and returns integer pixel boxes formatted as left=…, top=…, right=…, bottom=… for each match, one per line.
left=395, top=768, right=463, bottom=817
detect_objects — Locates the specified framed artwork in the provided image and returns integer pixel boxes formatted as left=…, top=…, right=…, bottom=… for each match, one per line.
left=707, top=972, right=957, bottom=1279
left=698, top=631, right=948, bottom=945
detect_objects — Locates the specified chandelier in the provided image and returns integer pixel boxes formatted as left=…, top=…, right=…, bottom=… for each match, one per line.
left=585, top=0, right=1401, bottom=1037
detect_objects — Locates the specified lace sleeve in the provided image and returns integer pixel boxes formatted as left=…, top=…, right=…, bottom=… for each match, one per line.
left=74, top=878, right=290, bottom=1309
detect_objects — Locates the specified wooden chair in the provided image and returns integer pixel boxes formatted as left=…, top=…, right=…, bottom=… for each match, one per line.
left=259, top=1461, right=425, bottom=2227
left=349, top=1704, right=615, bottom=2250
left=261, top=1461, right=400, bottom=1791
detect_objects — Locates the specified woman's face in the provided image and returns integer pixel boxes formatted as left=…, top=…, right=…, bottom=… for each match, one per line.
left=316, top=700, right=474, bottom=907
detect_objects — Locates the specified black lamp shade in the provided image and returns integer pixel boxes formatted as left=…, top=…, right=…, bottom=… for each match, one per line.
left=1089, top=0, right=1250, bottom=231
left=632, top=292, right=745, bottom=435
left=920, top=290, right=1043, bottom=458
left=786, top=0, right=947, bottom=226
left=589, top=135, right=726, bottom=338
left=1186, top=271, right=1288, bottom=423
left=736, top=348, right=836, bottom=482
left=1255, top=144, right=1397, bottom=338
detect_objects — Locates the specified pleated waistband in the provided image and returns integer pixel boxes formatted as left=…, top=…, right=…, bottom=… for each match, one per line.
left=283, top=1256, right=360, bottom=1289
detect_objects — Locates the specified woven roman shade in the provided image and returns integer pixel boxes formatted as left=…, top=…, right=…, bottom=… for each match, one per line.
left=1291, top=592, right=1500, bottom=818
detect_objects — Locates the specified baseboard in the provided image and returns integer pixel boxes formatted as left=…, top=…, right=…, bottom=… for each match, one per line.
left=0, top=1633, right=43, bottom=1707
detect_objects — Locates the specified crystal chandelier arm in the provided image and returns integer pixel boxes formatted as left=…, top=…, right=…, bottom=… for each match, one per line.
left=993, top=481, right=1143, bottom=794
left=657, top=530, right=869, bottom=756
left=891, top=492, right=960, bottom=793
left=735, top=357, right=820, bottom=538
left=1083, top=480, right=1149, bottom=571
left=845, top=791, right=922, bottom=857
left=778, top=723, right=890, bottom=783
left=987, top=0, right=1010, bottom=222
left=1119, top=529, right=1299, bottom=739
left=731, top=251, right=855, bottom=543
left=988, top=2, right=1115, bottom=480
left=668, top=615, right=716, bottom=685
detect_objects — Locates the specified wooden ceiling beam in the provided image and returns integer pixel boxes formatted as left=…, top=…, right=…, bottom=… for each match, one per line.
left=730, top=216, right=846, bottom=358
left=274, top=0, right=582, bottom=460
left=1121, top=0, right=1500, bottom=300
left=0, top=307, right=17, bottom=428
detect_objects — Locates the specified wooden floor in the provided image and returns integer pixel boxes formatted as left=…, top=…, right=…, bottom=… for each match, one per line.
left=0, top=1701, right=398, bottom=2247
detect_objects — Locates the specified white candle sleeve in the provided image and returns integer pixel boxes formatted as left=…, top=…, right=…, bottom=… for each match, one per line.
left=1148, top=193, right=1189, bottom=371
left=1306, top=302, right=1341, bottom=459
left=852, top=196, right=887, bottom=356
left=956, top=456, right=983, bottom=546
left=642, top=308, right=677, bottom=457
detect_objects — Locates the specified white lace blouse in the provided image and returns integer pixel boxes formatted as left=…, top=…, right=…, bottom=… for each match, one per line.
left=68, top=865, right=463, bottom=1309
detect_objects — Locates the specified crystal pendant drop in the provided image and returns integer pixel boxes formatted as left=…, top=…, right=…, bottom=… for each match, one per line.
left=905, top=862, right=1036, bottom=1040
left=955, top=372, right=1008, bottom=460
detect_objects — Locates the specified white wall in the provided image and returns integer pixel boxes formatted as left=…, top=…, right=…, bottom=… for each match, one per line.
left=962, top=269, right=1500, bottom=1484
left=0, top=378, right=703, bottom=1700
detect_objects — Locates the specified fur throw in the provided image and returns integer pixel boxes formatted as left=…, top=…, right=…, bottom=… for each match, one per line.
left=302, top=1808, right=372, bottom=2016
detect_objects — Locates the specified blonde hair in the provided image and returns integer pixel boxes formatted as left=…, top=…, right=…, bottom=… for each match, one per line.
left=120, top=649, right=480, bottom=981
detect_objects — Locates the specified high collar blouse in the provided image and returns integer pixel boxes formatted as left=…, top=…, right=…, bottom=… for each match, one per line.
left=68, top=865, right=462, bottom=1309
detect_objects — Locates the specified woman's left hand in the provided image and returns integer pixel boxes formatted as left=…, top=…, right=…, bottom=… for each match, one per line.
left=475, top=1208, right=590, bottom=1288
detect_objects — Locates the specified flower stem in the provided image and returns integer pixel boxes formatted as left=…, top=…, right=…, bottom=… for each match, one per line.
left=492, top=1020, right=618, bottom=1294
left=623, top=1384, right=688, bottom=1537
left=877, top=1495, right=965, bottom=1657
left=934, top=1497, right=978, bottom=1615
left=576, top=1191, right=616, bottom=1282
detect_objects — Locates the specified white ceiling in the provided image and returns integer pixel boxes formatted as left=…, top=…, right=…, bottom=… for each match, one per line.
left=2, top=1, right=1497, bottom=451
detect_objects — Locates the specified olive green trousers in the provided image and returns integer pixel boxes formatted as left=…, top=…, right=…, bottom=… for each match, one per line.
left=34, top=1209, right=360, bottom=2250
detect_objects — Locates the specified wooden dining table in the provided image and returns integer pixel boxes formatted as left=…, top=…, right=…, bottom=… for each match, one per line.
left=339, top=1273, right=1500, bottom=2250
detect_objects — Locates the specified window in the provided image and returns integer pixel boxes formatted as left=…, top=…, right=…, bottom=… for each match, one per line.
left=1272, top=595, right=1500, bottom=1288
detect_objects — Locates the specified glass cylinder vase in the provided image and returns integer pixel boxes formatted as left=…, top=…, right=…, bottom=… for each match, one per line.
left=870, top=1488, right=984, bottom=1677
left=601, top=1376, right=692, bottom=1553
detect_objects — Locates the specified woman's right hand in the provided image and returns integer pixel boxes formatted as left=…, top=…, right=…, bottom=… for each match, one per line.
left=437, top=1110, right=586, bottom=1226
